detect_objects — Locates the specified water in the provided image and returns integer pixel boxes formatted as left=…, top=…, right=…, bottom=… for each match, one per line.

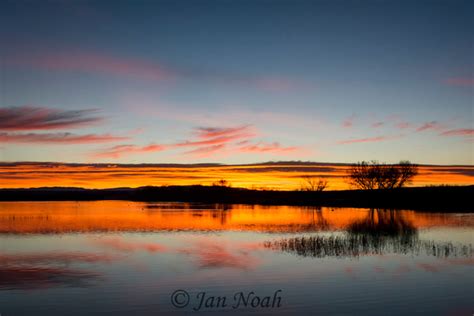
left=0, top=201, right=472, bottom=315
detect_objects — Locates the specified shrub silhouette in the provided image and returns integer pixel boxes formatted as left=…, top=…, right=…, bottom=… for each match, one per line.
left=212, top=179, right=231, bottom=187
left=300, top=176, right=328, bottom=192
left=347, top=160, right=418, bottom=190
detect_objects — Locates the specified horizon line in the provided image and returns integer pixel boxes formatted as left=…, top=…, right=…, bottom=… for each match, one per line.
left=1, top=160, right=473, bottom=167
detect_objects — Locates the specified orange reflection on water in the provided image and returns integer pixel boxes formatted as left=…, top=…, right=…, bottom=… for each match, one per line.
left=0, top=201, right=471, bottom=234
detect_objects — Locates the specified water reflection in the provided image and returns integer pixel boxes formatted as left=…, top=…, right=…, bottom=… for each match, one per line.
left=265, top=209, right=473, bottom=258
left=0, top=201, right=471, bottom=234
left=0, top=202, right=473, bottom=315
left=0, top=251, right=108, bottom=290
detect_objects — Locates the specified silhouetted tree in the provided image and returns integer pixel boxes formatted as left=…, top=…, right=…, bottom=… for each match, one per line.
left=347, top=161, right=418, bottom=190
left=300, top=176, right=328, bottom=192
left=212, top=179, right=231, bottom=187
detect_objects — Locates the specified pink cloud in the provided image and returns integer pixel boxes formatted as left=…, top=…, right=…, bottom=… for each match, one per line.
left=371, top=121, right=384, bottom=128
left=444, top=78, right=474, bottom=87
left=238, top=141, right=298, bottom=153
left=0, top=106, right=101, bottom=131
left=342, top=115, right=355, bottom=128
left=440, top=129, right=474, bottom=137
left=395, top=121, right=412, bottom=129
left=8, top=52, right=304, bottom=92
left=193, top=125, right=252, bottom=139
left=174, top=125, right=256, bottom=148
left=90, top=124, right=302, bottom=159
left=0, top=132, right=128, bottom=144
left=175, top=125, right=305, bottom=157
left=416, top=121, right=444, bottom=132
left=93, top=144, right=165, bottom=158
left=183, top=144, right=227, bottom=157
left=174, top=134, right=253, bottom=147
left=337, top=135, right=391, bottom=144
left=8, top=52, right=174, bottom=81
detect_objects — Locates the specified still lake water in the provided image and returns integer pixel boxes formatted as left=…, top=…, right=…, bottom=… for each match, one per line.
left=0, top=201, right=472, bottom=315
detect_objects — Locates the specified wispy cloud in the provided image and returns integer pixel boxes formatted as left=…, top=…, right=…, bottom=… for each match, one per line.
left=371, top=121, right=384, bottom=128
left=175, top=125, right=303, bottom=157
left=337, top=135, right=392, bottom=145
left=0, top=132, right=128, bottom=144
left=0, top=106, right=101, bottom=131
left=7, top=51, right=303, bottom=92
left=440, top=129, right=474, bottom=137
left=395, top=121, right=412, bottom=129
left=415, top=121, right=443, bottom=132
left=7, top=52, right=174, bottom=81
left=175, top=125, right=255, bottom=148
left=342, top=115, right=355, bottom=128
left=193, top=125, right=252, bottom=139
left=92, top=124, right=302, bottom=159
left=92, top=144, right=165, bottom=158
left=444, top=77, right=474, bottom=87
left=238, top=141, right=298, bottom=153
left=183, top=144, right=227, bottom=157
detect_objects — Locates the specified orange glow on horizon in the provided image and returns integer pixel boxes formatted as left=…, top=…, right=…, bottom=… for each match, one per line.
left=0, top=163, right=472, bottom=190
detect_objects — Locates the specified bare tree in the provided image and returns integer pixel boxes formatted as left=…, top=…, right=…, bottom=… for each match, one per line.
left=347, top=161, right=418, bottom=190
left=212, top=179, right=231, bottom=187
left=301, top=176, right=328, bottom=192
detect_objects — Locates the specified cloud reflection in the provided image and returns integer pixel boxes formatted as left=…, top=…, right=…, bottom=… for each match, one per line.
left=0, top=251, right=110, bottom=290
left=178, top=239, right=262, bottom=270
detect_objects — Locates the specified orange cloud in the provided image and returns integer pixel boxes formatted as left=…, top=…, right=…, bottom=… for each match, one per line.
left=0, top=106, right=102, bottom=131
left=0, top=132, right=128, bottom=144
left=1, top=162, right=472, bottom=190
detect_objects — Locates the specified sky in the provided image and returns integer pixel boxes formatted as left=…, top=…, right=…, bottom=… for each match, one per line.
left=0, top=0, right=473, bottom=166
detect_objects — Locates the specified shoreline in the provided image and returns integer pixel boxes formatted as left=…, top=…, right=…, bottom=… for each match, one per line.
left=0, top=185, right=472, bottom=212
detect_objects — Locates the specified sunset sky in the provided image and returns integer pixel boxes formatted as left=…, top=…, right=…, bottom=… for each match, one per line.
left=0, top=0, right=473, bottom=166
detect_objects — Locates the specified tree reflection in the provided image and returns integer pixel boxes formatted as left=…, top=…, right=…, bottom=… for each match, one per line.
left=265, top=209, right=472, bottom=258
